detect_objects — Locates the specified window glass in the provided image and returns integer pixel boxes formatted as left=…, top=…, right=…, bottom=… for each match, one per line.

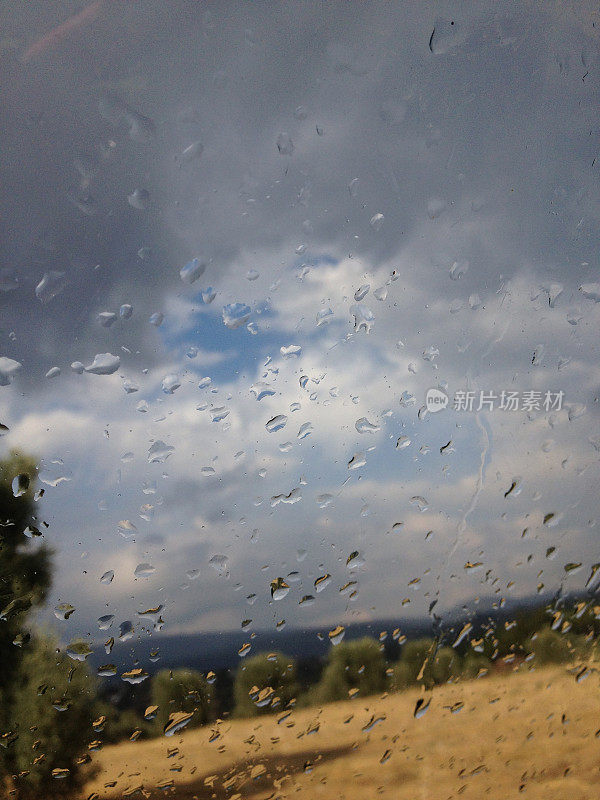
left=1, top=3, right=598, bottom=798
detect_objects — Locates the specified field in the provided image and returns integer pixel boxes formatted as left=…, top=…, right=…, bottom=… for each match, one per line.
left=84, top=665, right=599, bottom=800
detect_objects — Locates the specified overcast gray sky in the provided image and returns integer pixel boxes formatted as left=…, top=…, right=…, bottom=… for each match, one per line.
left=1, top=1, right=599, bottom=651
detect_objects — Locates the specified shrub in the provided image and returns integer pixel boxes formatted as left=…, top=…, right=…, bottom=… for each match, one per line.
left=316, top=638, right=387, bottom=703
left=150, top=669, right=213, bottom=733
left=233, top=652, right=297, bottom=717
left=525, top=628, right=574, bottom=665
left=9, top=636, right=96, bottom=797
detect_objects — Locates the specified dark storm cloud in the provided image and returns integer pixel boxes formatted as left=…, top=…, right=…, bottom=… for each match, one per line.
left=1, top=1, right=599, bottom=640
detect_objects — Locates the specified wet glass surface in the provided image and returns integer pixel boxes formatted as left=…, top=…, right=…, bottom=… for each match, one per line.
left=0, top=3, right=599, bottom=798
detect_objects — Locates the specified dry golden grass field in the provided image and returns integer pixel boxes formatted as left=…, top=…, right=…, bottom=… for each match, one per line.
left=84, top=665, right=600, bottom=800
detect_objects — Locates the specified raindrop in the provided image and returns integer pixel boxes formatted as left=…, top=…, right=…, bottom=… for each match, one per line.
left=98, top=615, right=114, bottom=630
left=355, top=417, right=380, bottom=434
left=134, top=563, right=155, bottom=578
left=223, top=302, right=251, bottom=329
left=396, top=435, right=411, bottom=450
left=266, top=415, right=288, bottom=433
left=161, top=374, right=181, bottom=394
left=0, top=357, right=23, bottom=386
left=276, top=132, right=294, bottom=155
left=100, top=570, right=114, bottom=584
left=209, top=554, right=230, bottom=578
left=85, top=353, right=120, bottom=375
left=98, top=311, right=117, bottom=328
left=147, top=440, right=174, bottom=463
left=370, top=213, right=385, bottom=231
left=127, top=188, right=150, bottom=210
left=348, top=452, right=366, bottom=470
left=35, top=271, right=66, bottom=303
left=347, top=551, right=365, bottom=569
left=180, top=257, right=206, bottom=284
left=54, top=603, right=75, bottom=621
left=410, top=495, right=429, bottom=512
left=164, top=711, right=194, bottom=736
left=329, top=625, right=345, bottom=645
left=350, top=304, right=374, bottom=333
left=280, top=344, right=302, bottom=358
left=121, top=668, right=149, bottom=684
left=12, top=473, right=29, bottom=497
left=118, top=621, right=134, bottom=641
left=449, top=260, right=469, bottom=280
left=414, top=697, right=431, bottom=718
left=180, top=141, right=203, bottom=161
left=297, top=422, right=313, bottom=439
left=579, top=283, right=600, bottom=302
left=66, top=641, right=93, bottom=662
left=149, top=312, right=164, bottom=326
left=314, top=574, right=331, bottom=592
left=271, top=577, right=290, bottom=601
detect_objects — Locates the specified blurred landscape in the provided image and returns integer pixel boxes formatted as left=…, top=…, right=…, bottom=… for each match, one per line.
left=84, top=665, right=600, bottom=800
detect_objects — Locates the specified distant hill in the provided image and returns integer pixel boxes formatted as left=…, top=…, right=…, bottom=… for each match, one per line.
left=90, top=589, right=568, bottom=675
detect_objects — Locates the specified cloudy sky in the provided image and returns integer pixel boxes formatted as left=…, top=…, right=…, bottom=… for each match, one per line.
left=1, top=1, right=599, bottom=653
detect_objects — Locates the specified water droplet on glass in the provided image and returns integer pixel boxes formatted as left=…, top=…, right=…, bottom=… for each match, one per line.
left=85, top=353, right=120, bottom=375
left=66, top=641, right=93, bottom=661
left=127, top=188, right=150, bottom=210
left=355, top=417, right=380, bottom=434
left=270, top=577, right=290, bottom=600
left=370, top=213, right=385, bottom=231
left=54, top=603, right=75, bottom=620
left=0, top=357, right=22, bottom=386
left=347, top=551, right=365, bottom=569
left=348, top=452, right=366, bottom=470
left=314, top=574, right=331, bottom=592
left=35, top=271, right=66, bottom=303
left=350, top=304, right=374, bottom=333
left=161, top=374, right=181, bottom=394
left=280, top=344, right=302, bottom=358
left=410, top=495, right=429, bottom=512
left=328, top=625, right=345, bottom=645
left=134, top=563, right=155, bottom=578
left=209, top=554, right=230, bottom=578
left=223, top=302, right=251, bottom=329
left=12, top=473, right=30, bottom=497
left=297, top=422, right=313, bottom=439
left=266, top=415, right=288, bottom=433
left=147, top=440, right=174, bottom=463
left=180, top=140, right=203, bottom=161
left=180, top=257, right=206, bottom=284
left=276, top=132, right=294, bottom=155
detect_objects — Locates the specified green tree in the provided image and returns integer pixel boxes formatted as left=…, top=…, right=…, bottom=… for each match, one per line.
left=0, top=453, right=52, bottom=783
left=10, top=636, right=96, bottom=796
left=150, top=669, right=213, bottom=733
left=233, top=652, right=297, bottom=717
left=317, top=638, right=387, bottom=703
